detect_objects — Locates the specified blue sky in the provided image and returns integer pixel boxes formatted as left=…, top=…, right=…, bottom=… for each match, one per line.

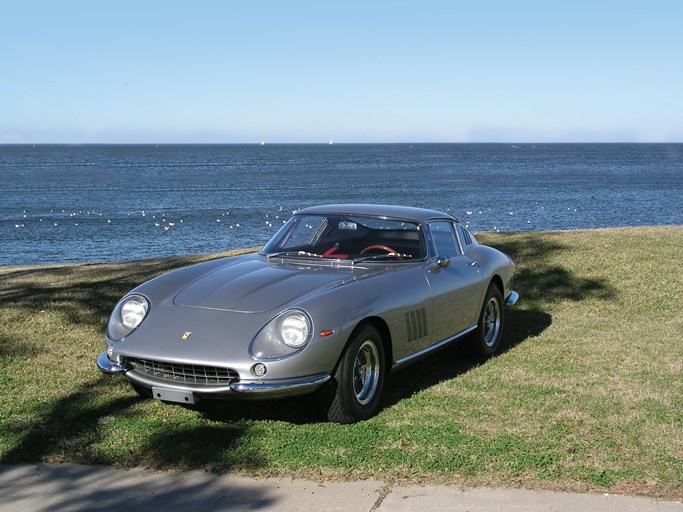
left=1, top=0, right=681, bottom=143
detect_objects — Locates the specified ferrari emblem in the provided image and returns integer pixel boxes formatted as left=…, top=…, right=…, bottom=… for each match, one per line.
left=181, top=331, right=192, bottom=341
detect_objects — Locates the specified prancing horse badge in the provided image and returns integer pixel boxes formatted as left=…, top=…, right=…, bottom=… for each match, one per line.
left=181, top=331, right=192, bottom=341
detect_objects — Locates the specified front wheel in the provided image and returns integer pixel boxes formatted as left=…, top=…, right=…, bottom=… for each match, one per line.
left=327, top=325, right=385, bottom=423
left=472, top=283, right=505, bottom=356
left=130, top=382, right=152, bottom=399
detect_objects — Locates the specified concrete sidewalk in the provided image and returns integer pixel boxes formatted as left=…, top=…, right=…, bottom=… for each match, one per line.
left=1, top=463, right=681, bottom=512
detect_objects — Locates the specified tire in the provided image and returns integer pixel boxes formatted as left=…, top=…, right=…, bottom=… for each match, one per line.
left=473, top=283, right=505, bottom=356
left=130, top=382, right=152, bottom=399
left=327, top=325, right=385, bottom=424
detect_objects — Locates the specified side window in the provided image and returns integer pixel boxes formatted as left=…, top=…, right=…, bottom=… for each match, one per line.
left=428, top=221, right=461, bottom=257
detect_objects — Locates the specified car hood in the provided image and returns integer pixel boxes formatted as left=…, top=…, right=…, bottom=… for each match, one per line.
left=173, top=258, right=362, bottom=313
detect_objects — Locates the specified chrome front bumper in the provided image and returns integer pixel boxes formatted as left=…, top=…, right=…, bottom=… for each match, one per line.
left=97, top=351, right=126, bottom=374
left=229, top=374, right=331, bottom=396
left=97, top=351, right=330, bottom=399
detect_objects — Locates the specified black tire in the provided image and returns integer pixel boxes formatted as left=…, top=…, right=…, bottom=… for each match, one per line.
left=130, top=382, right=152, bottom=399
left=327, top=324, right=385, bottom=424
left=472, top=283, right=505, bottom=356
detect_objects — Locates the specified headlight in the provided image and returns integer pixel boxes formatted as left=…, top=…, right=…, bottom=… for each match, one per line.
left=250, top=310, right=312, bottom=360
left=106, top=294, right=150, bottom=341
left=280, top=313, right=310, bottom=347
left=121, top=296, right=148, bottom=329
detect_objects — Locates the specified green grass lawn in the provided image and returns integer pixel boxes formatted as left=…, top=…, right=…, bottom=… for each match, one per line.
left=1, top=227, right=681, bottom=498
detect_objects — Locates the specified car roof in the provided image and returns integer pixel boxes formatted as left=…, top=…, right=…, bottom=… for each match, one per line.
left=297, top=204, right=458, bottom=223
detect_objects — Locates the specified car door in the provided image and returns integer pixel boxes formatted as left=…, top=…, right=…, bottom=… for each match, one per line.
left=423, top=220, right=483, bottom=343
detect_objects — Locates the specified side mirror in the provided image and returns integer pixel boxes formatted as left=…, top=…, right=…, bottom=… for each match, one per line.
left=435, top=255, right=451, bottom=268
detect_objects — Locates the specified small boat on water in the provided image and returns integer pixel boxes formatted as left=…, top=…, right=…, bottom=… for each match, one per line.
left=329, top=139, right=334, bottom=145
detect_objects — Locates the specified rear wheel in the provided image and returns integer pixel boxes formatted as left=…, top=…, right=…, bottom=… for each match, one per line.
left=472, top=283, right=505, bottom=356
left=327, top=325, right=385, bottom=423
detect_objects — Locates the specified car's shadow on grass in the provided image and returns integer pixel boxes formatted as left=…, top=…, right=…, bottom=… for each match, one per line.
left=379, top=307, right=552, bottom=410
left=193, top=390, right=332, bottom=425
left=194, top=307, right=553, bottom=424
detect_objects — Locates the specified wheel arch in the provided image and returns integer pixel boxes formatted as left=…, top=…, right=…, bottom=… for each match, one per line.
left=335, top=316, right=393, bottom=373
left=489, top=274, right=504, bottom=295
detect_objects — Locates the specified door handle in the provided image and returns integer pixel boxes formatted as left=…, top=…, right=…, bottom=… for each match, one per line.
left=467, top=260, right=479, bottom=267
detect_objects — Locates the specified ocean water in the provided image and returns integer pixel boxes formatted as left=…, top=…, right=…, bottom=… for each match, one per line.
left=1, top=143, right=681, bottom=266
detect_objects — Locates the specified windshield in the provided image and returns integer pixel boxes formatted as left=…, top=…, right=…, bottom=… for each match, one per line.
left=261, top=214, right=425, bottom=262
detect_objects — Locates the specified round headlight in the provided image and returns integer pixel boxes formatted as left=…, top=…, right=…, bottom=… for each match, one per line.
left=106, top=294, right=150, bottom=341
left=121, top=296, right=148, bottom=329
left=249, top=309, right=312, bottom=360
left=280, top=312, right=310, bottom=347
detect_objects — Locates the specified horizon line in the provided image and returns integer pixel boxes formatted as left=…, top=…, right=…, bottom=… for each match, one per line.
left=2, top=141, right=682, bottom=146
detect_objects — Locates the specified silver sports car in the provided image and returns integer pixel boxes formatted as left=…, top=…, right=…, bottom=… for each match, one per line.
left=98, top=204, right=518, bottom=423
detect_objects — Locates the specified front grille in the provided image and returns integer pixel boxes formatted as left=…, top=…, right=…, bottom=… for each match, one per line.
left=126, top=357, right=239, bottom=385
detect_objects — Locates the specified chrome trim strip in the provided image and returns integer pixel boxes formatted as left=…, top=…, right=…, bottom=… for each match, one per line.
left=125, top=371, right=330, bottom=398
left=230, top=374, right=331, bottom=394
left=97, top=351, right=126, bottom=374
left=393, top=325, right=478, bottom=367
left=506, top=290, right=520, bottom=305
left=453, top=222, right=466, bottom=255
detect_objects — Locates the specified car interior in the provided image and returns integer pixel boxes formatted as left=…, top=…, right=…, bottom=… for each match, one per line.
left=278, top=215, right=425, bottom=260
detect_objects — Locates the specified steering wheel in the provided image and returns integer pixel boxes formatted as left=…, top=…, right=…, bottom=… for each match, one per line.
left=359, top=244, right=403, bottom=260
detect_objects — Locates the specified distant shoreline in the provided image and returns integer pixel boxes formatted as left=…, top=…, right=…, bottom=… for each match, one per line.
left=2, top=142, right=683, bottom=146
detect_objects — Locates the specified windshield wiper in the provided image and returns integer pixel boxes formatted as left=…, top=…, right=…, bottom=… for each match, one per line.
left=352, top=253, right=412, bottom=264
left=267, top=251, right=323, bottom=260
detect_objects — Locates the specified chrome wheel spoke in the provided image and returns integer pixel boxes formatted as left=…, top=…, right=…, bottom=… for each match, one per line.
left=483, top=298, right=500, bottom=346
left=352, top=341, right=380, bottom=405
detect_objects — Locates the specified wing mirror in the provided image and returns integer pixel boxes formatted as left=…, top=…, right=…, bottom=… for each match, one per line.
left=435, top=255, right=451, bottom=268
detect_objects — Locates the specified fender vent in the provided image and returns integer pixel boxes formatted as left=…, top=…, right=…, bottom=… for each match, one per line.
left=405, top=307, right=428, bottom=342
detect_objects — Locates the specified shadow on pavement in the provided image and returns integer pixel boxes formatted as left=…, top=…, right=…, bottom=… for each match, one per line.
left=0, top=464, right=278, bottom=512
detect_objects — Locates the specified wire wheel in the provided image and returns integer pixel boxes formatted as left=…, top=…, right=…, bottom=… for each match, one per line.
left=483, top=297, right=501, bottom=348
left=353, top=340, right=381, bottom=405
left=473, top=283, right=505, bottom=356
left=327, top=324, right=385, bottom=423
